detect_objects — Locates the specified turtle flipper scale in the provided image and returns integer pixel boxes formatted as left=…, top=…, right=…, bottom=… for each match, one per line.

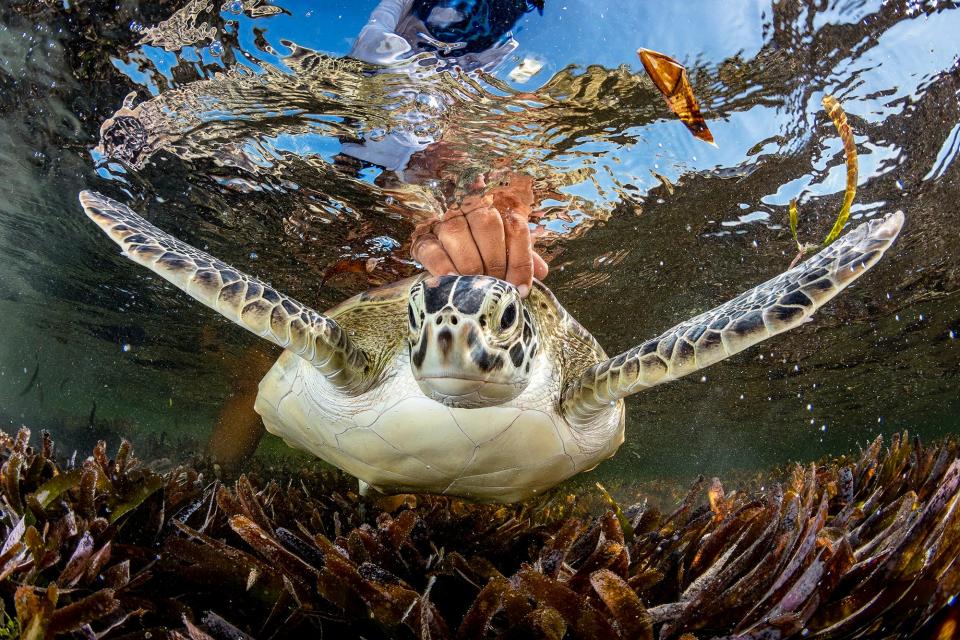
left=562, top=211, right=904, bottom=425
left=79, top=191, right=370, bottom=393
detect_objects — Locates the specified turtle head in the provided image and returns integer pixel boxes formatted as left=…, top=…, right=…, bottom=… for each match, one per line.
left=407, top=275, right=538, bottom=408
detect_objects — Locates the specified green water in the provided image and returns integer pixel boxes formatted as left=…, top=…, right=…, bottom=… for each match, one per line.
left=1, top=0, right=958, bottom=488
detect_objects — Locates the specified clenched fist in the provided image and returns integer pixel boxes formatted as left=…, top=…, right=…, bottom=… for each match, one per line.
left=410, top=171, right=548, bottom=296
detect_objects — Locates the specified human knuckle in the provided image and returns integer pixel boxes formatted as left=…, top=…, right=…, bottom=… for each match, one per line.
left=466, top=206, right=497, bottom=221
left=486, top=258, right=507, bottom=272
left=503, top=214, right=529, bottom=233
left=413, top=234, right=437, bottom=251
left=462, top=262, right=483, bottom=275
left=441, top=216, right=470, bottom=233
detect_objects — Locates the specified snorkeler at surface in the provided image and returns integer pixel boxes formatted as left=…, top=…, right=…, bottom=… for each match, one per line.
left=343, top=0, right=549, bottom=295
left=209, top=0, right=549, bottom=467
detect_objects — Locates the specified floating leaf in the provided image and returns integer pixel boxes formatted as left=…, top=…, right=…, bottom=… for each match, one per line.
left=789, top=198, right=800, bottom=248
left=821, top=95, right=858, bottom=246
left=786, top=95, right=860, bottom=265
left=638, top=48, right=715, bottom=145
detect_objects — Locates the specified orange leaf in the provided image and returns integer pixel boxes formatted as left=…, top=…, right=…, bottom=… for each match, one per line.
left=638, top=48, right=715, bottom=145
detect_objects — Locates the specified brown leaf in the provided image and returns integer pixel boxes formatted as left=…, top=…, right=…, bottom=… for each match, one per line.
left=514, top=606, right=567, bottom=640
left=637, top=48, right=714, bottom=145
left=48, top=589, right=119, bottom=634
left=458, top=576, right=512, bottom=639
left=517, top=568, right=618, bottom=638
left=236, top=475, right=275, bottom=536
left=311, top=532, right=419, bottom=625
left=228, top=515, right=317, bottom=586
left=590, top=569, right=654, bottom=640
left=57, top=531, right=95, bottom=586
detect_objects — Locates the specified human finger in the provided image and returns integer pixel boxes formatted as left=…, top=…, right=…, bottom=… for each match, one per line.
left=464, top=206, right=507, bottom=279
left=436, top=213, right=484, bottom=275
left=503, top=211, right=534, bottom=296
left=533, top=251, right=549, bottom=280
left=411, top=232, right=457, bottom=276
left=459, top=192, right=494, bottom=215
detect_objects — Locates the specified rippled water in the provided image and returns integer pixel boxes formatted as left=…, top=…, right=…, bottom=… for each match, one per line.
left=1, top=0, right=958, bottom=487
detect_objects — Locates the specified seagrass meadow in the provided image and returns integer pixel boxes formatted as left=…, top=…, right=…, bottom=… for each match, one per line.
left=0, top=427, right=957, bottom=639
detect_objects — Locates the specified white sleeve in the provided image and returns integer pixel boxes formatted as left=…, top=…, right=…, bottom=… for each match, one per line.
left=349, top=0, right=417, bottom=65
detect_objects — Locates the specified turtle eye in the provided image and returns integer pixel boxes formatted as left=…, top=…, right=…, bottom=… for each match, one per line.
left=499, top=302, right=517, bottom=331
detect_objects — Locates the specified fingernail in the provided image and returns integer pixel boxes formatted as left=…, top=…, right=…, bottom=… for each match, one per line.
left=518, top=284, right=530, bottom=298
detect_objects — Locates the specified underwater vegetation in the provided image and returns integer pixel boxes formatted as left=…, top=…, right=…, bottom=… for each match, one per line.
left=0, top=428, right=957, bottom=639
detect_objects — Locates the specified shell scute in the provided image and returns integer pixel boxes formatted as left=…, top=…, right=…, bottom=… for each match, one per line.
left=370, top=399, right=475, bottom=474
left=461, top=410, right=566, bottom=477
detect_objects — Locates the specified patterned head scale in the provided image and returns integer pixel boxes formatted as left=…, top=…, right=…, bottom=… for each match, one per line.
left=407, top=275, right=538, bottom=407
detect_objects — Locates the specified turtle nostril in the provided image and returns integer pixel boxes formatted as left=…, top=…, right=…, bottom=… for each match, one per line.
left=451, top=316, right=458, bottom=325
left=435, top=316, right=442, bottom=325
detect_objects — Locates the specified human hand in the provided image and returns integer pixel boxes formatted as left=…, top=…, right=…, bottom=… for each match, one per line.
left=411, top=190, right=548, bottom=297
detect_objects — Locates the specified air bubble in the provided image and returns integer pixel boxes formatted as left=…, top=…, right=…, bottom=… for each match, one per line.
left=209, top=41, right=223, bottom=57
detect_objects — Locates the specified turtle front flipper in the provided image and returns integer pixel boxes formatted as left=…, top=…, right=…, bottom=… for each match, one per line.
left=79, top=191, right=371, bottom=393
left=562, top=211, right=904, bottom=425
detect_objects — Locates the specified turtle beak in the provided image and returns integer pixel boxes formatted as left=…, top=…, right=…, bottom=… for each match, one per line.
left=411, top=310, right=520, bottom=407
left=415, top=311, right=492, bottom=380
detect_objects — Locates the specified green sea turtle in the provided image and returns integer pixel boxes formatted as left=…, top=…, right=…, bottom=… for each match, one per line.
left=80, top=191, right=903, bottom=502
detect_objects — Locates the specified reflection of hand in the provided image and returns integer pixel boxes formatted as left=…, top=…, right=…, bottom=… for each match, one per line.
left=411, top=192, right=548, bottom=297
